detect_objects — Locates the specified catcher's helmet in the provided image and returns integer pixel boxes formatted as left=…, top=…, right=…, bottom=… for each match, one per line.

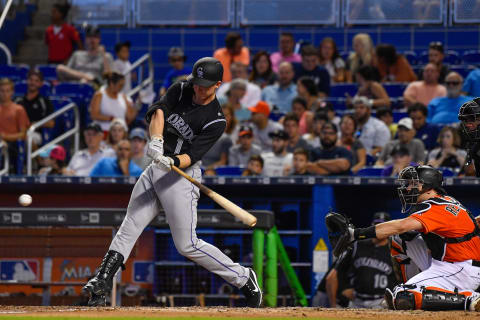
left=396, top=165, right=444, bottom=213
left=187, top=57, right=223, bottom=87
left=458, top=98, right=480, bottom=142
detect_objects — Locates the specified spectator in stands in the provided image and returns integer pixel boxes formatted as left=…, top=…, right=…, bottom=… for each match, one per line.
left=283, top=113, right=310, bottom=153
left=56, top=26, right=113, bottom=85
left=242, top=155, right=264, bottom=176
left=376, top=117, right=425, bottom=166
left=89, top=72, right=137, bottom=133
left=202, top=124, right=233, bottom=175
left=462, top=66, right=480, bottom=98
left=248, top=101, right=283, bottom=151
left=0, top=78, right=30, bottom=173
left=261, top=129, right=293, bottom=176
left=65, top=123, right=115, bottom=176
left=346, top=33, right=375, bottom=83
left=39, top=145, right=68, bottom=175
left=45, top=3, right=82, bottom=64
left=214, top=32, right=250, bottom=83
left=308, top=122, right=353, bottom=175
left=318, top=37, right=346, bottom=83
left=35, top=144, right=56, bottom=174
left=220, top=79, right=249, bottom=121
left=408, top=103, right=440, bottom=151
left=160, top=47, right=191, bottom=96
left=291, top=96, right=313, bottom=135
left=317, top=101, right=341, bottom=129
left=418, top=41, right=449, bottom=84
left=403, top=63, right=446, bottom=108
left=376, top=107, right=397, bottom=140
left=15, top=70, right=54, bottom=145
left=296, top=77, right=322, bottom=110
left=303, top=111, right=328, bottom=149
left=90, top=139, right=142, bottom=177
left=249, top=51, right=277, bottom=89
left=261, top=62, right=297, bottom=113
left=222, top=104, right=240, bottom=144
left=353, top=96, right=390, bottom=155
left=228, top=124, right=262, bottom=167
left=349, top=65, right=390, bottom=109
left=337, top=114, right=366, bottom=174
left=291, top=148, right=310, bottom=175
left=217, top=62, right=261, bottom=108
left=112, top=41, right=133, bottom=95
left=293, top=45, right=330, bottom=97
left=381, top=145, right=416, bottom=177
left=427, top=126, right=466, bottom=170
left=427, top=72, right=472, bottom=124
left=375, top=44, right=417, bottom=82
left=129, top=127, right=150, bottom=170
left=105, top=118, right=128, bottom=151
left=270, top=32, right=301, bottom=73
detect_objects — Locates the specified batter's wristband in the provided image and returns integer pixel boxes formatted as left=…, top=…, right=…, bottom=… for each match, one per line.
left=354, top=226, right=377, bottom=240
left=172, top=156, right=180, bottom=167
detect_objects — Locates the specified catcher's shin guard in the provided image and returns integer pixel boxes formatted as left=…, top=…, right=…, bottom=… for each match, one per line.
left=83, top=250, right=125, bottom=307
left=421, top=288, right=467, bottom=311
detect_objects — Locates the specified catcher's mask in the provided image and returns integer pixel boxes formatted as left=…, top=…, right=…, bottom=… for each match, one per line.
left=458, top=98, right=480, bottom=142
left=396, top=165, right=444, bottom=213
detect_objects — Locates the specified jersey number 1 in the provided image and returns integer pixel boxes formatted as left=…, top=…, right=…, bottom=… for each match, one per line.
left=174, top=137, right=184, bottom=154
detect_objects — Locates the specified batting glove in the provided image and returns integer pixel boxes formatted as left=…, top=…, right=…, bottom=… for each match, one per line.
left=146, top=136, right=164, bottom=161
left=155, top=155, right=174, bottom=172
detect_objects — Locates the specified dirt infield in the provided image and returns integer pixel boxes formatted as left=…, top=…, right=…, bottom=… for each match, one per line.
left=0, top=306, right=477, bottom=320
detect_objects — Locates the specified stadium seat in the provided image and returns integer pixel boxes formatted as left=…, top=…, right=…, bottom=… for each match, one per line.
left=365, top=154, right=377, bottom=166
left=462, top=50, right=480, bottom=65
left=36, top=64, right=58, bottom=81
left=444, top=50, right=461, bottom=65
left=383, top=83, right=407, bottom=98
left=356, top=167, right=383, bottom=176
left=403, top=51, right=417, bottom=65
left=14, top=81, right=52, bottom=97
left=47, top=96, right=76, bottom=151
left=438, top=167, right=455, bottom=177
left=0, top=64, right=29, bottom=82
left=449, top=65, right=475, bottom=79
left=418, top=51, right=429, bottom=65
left=215, top=166, right=244, bottom=176
left=339, top=51, right=350, bottom=62
left=269, top=111, right=286, bottom=122
left=329, top=83, right=357, bottom=98
left=325, top=97, right=347, bottom=110
left=54, top=82, right=95, bottom=126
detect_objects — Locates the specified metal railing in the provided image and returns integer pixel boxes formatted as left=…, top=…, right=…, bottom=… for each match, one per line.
left=0, top=0, right=13, bottom=29
left=125, top=53, right=153, bottom=98
left=26, top=103, right=80, bottom=175
left=0, top=140, right=9, bottom=176
left=0, top=42, right=12, bottom=64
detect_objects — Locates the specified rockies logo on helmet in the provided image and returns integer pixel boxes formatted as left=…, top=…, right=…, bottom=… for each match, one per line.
left=197, top=67, right=204, bottom=78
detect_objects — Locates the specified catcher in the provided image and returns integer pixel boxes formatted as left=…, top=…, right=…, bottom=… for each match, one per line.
left=326, top=165, right=480, bottom=311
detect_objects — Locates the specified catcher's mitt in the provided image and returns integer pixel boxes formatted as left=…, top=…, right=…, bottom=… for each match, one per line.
left=325, top=212, right=354, bottom=257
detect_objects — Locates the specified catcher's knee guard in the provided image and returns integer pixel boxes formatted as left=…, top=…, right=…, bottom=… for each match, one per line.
left=394, top=289, right=417, bottom=310
left=83, top=250, right=125, bottom=307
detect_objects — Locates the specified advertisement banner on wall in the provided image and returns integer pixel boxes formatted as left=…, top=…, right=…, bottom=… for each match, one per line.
left=0, top=259, right=39, bottom=281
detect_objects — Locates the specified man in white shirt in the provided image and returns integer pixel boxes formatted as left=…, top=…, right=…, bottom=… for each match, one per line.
left=261, top=129, right=293, bottom=177
left=217, top=62, right=261, bottom=108
left=65, top=123, right=115, bottom=176
left=353, top=96, right=391, bottom=156
left=248, top=101, right=283, bottom=151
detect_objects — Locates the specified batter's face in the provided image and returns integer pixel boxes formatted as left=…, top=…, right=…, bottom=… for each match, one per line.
left=193, top=81, right=221, bottom=104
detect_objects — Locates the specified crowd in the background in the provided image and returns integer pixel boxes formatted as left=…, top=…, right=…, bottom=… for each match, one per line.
left=1, top=2, right=479, bottom=177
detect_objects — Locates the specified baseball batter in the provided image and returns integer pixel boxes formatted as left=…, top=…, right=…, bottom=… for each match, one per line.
left=341, top=165, right=480, bottom=311
left=83, top=57, right=262, bottom=307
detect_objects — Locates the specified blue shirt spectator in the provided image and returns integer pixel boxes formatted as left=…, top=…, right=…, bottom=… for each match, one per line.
left=427, top=95, right=472, bottom=124
left=90, top=157, right=143, bottom=177
left=261, top=61, right=297, bottom=113
left=160, top=47, right=191, bottom=96
left=462, top=68, right=480, bottom=97
left=408, top=103, right=440, bottom=151
left=292, top=45, right=330, bottom=96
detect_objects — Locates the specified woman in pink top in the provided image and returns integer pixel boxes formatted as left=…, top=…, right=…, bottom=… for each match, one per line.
left=291, top=96, right=313, bottom=135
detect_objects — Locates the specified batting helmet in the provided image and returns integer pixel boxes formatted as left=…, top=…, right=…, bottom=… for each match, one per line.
left=458, top=97, right=480, bottom=142
left=396, top=165, right=444, bottom=213
left=187, top=57, right=223, bottom=87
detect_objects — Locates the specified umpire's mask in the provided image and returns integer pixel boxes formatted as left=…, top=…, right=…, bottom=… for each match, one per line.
left=396, top=166, right=422, bottom=214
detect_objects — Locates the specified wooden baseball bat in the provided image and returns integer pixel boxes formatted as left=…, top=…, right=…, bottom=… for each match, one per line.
left=171, top=166, right=257, bottom=227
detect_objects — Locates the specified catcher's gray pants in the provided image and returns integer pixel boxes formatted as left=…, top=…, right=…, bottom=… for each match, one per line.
left=109, top=163, right=249, bottom=288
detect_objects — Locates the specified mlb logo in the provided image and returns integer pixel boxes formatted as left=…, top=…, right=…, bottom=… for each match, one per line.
left=0, top=260, right=39, bottom=281
left=133, top=261, right=153, bottom=283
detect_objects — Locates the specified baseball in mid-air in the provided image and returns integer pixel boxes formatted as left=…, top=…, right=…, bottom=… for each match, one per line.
left=18, top=194, right=32, bottom=206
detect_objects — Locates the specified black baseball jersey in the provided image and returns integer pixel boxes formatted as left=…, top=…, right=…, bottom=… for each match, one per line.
left=145, top=80, right=226, bottom=164
left=468, top=142, right=480, bottom=177
left=336, top=239, right=396, bottom=300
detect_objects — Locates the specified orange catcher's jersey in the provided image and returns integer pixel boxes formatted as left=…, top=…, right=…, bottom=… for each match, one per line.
left=409, top=196, right=480, bottom=262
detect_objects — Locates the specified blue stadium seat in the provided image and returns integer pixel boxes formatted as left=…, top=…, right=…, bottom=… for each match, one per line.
left=365, top=154, right=377, bottom=166
left=269, top=111, right=286, bottom=122
left=329, top=84, right=357, bottom=98
left=438, top=167, right=455, bottom=177
left=14, top=81, right=52, bottom=97
left=0, top=64, right=29, bottom=81
left=356, top=166, right=383, bottom=176
left=215, top=166, right=244, bottom=176
left=462, top=50, right=480, bottom=65
left=403, top=51, right=417, bottom=65
left=54, top=82, right=95, bottom=126
left=418, top=51, right=429, bottom=65
left=36, top=64, right=58, bottom=81
left=383, top=83, right=407, bottom=98
left=445, top=50, right=461, bottom=65
left=325, top=97, right=347, bottom=110
left=47, top=96, right=76, bottom=148
left=339, top=51, right=350, bottom=62
left=16, top=140, right=25, bottom=175
left=449, top=65, right=475, bottom=79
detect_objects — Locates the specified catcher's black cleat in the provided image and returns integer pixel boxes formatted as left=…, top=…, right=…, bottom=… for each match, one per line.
left=241, top=268, right=262, bottom=308
left=384, top=288, right=395, bottom=310
left=82, top=250, right=125, bottom=307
